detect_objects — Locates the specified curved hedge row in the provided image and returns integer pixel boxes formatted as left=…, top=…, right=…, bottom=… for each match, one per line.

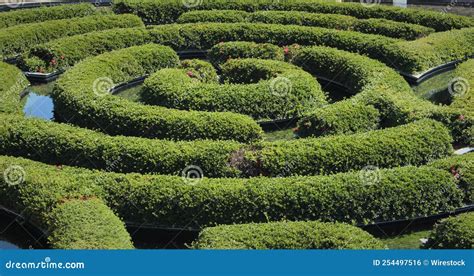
left=0, top=62, right=29, bottom=114
left=141, top=58, right=327, bottom=120
left=0, top=154, right=466, bottom=231
left=424, top=212, right=474, bottom=249
left=112, top=0, right=474, bottom=31
left=178, top=10, right=434, bottom=40
left=0, top=113, right=453, bottom=178
left=290, top=46, right=472, bottom=144
left=192, top=221, right=385, bottom=249
left=52, top=44, right=263, bottom=142
left=208, top=41, right=284, bottom=66
left=47, top=198, right=134, bottom=249
left=0, top=14, right=144, bottom=59
left=450, top=59, right=474, bottom=115
left=20, top=23, right=474, bottom=75
left=0, top=3, right=96, bottom=29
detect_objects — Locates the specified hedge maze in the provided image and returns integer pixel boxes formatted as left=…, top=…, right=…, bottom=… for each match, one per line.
left=0, top=0, right=473, bottom=249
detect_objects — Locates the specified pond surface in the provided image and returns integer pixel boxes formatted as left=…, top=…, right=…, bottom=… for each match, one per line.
left=0, top=212, right=46, bottom=249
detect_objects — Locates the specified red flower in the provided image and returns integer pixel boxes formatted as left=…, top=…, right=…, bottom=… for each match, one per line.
left=186, top=71, right=194, bottom=77
left=283, top=47, right=290, bottom=55
left=292, top=127, right=299, bottom=133
left=458, top=114, right=465, bottom=121
left=450, top=166, right=460, bottom=179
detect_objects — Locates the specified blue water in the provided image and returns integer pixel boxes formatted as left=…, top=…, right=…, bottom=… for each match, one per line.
left=0, top=239, right=19, bottom=249
left=23, top=92, right=54, bottom=120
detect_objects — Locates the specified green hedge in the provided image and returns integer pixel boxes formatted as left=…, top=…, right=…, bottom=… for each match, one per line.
left=192, top=221, right=385, bottom=249
left=394, top=28, right=474, bottom=74
left=450, top=59, right=474, bottom=115
left=112, top=0, right=474, bottom=31
left=291, top=46, right=472, bottom=143
left=0, top=14, right=144, bottom=59
left=0, top=62, right=29, bottom=114
left=141, top=58, right=327, bottom=120
left=178, top=10, right=434, bottom=40
left=239, top=119, right=452, bottom=177
left=47, top=198, right=134, bottom=249
left=208, top=41, right=284, bottom=66
left=424, top=212, right=474, bottom=249
left=0, top=3, right=96, bottom=29
left=0, top=155, right=465, bottom=230
left=428, top=153, right=474, bottom=204
left=20, top=23, right=474, bottom=74
left=0, top=114, right=242, bottom=177
left=52, top=44, right=263, bottom=142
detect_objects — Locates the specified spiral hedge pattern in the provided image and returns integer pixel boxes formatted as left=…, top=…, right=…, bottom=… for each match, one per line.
left=0, top=1, right=473, bottom=249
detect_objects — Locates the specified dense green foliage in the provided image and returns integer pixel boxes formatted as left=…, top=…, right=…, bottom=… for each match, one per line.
left=424, top=212, right=474, bottom=249
left=208, top=41, right=284, bottom=65
left=450, top=59, right=474, bottom=115
left=0, top=155, right=465, bottom=230
left=428, top=153, right=474, bottom=204
left=0, top=3, right=96, bottom=28
left=238, top=119, right=452, bottom=177
left=0, top=62, right=29, bottom=114
left=141, top=58, right=326, bottom=120
left=0, top=14, right=143, bottom=58
left=193, top=221, right=385, bottom=249
left=52, top=44, right=263, bottom=142
left=48, top=198, right=134, bottom=249
left=113, top=0, right=473, bottom=31
left=178, top=10, right=434, bottom=40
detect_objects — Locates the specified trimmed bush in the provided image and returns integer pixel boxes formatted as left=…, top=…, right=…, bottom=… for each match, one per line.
left=0, top=114, right=242, bottom=177
left=296, top=101, right=380, bottom=137
left=21, top=23, right=474, bottom=74
left=180, top=59, right=218, bottom=83
left=424, top=212, right=474, bottom=249
left=208, top=41, right=284, bottom=66
left=0, top=14, right=144, bottom=59
left=47, top=198, right=134, bottom=249
left=0, top=62, right=29, bottom=114
left=52, top=44, right=263, bottom=142
left=0, top=155, right=465, bottom=230
left=141, top=58, right=327, bottom=120
left=192, top=221, right=385, bottom=249
left=428, top=153, right=474, bottom=204
left=113, top=0, right=474, bottom=31
left=450, top=59, right=474, bottom=115
left=0, top=3, right=96, bottom=28
left=237, top=119, right=452, bottom=177
left=178, top=10, right=435, bottom=40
